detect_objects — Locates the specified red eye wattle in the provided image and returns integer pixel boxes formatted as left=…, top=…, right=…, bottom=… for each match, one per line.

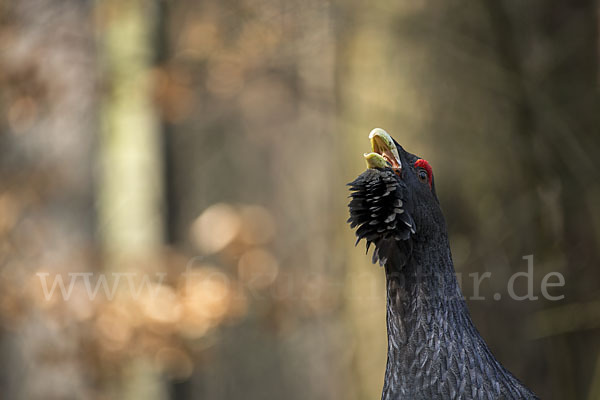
left=414, top=159, right=432, bottom=188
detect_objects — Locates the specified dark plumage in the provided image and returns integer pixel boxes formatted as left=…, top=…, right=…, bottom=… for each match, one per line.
left=347, top=131, right=538, bottom=400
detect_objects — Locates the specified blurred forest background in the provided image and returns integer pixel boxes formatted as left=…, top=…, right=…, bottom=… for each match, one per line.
left=0, top=0, right=599, bottom=399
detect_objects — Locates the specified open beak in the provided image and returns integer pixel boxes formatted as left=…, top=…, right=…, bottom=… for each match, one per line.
left=364, top=128, right=402, bottom=172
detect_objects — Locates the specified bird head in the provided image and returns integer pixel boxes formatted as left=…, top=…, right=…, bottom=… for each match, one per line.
left=347, top=128, right=443, bottom=267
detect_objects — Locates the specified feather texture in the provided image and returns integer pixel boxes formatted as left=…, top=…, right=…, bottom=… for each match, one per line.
left=347, top=156, right=538, bottom=400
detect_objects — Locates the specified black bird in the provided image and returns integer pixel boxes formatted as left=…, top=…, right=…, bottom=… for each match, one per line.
left=347, top=129, right=538, bottom=400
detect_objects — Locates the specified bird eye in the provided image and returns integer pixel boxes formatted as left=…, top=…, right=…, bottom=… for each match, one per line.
left=418, top=169, right=428, bottom=184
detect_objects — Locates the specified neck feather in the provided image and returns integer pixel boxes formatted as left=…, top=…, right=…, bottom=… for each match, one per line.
left=381, top=233, right=537, bottom=399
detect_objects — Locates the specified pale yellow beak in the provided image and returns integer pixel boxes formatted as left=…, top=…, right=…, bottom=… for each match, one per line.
left=368, top=128, right=402, bottom=170
left=364, top=152, right=389, bottom=169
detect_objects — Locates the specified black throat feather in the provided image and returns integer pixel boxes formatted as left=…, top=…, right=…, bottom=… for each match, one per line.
left=347, top=167, right=538, bottom=400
